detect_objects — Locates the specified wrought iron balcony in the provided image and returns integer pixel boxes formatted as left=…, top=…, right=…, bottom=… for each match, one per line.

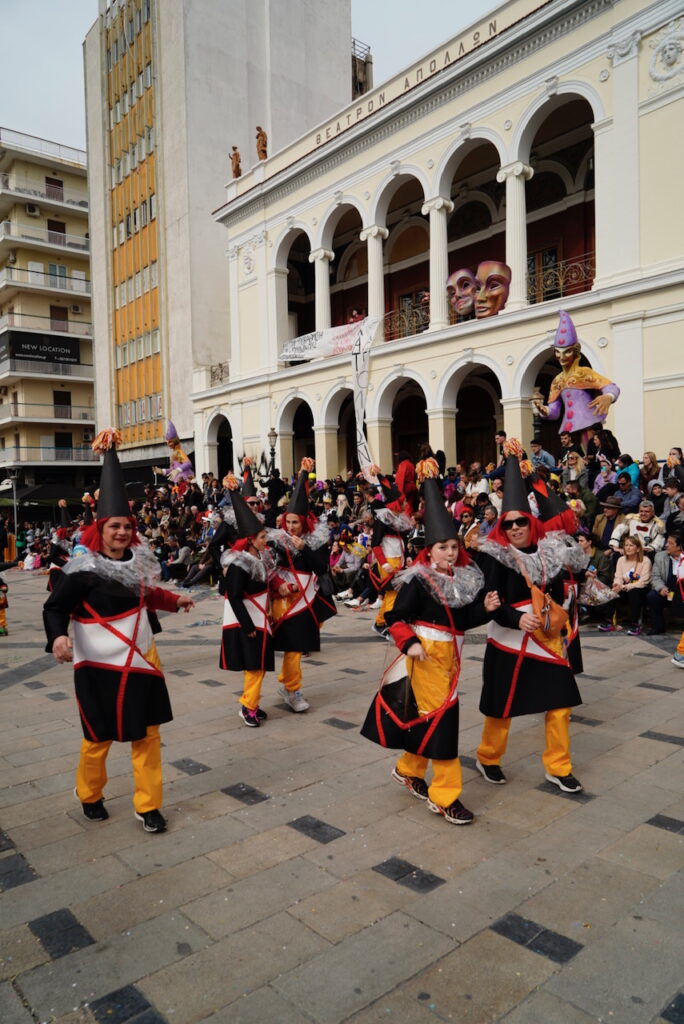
left=0, top=173, right=88, bottom=210
left=0, top=312, right=93, bottom=337
left=0, top=266, right=90, bottom=296
left=527, top=251, right=595, bottom=305
left=0, top=359, right=94, bottom=379
left=0, top=220, right=89, bottom=252
left=0, top=403, right=95, bottom=423
left=0, top=446, right=98, bottom=465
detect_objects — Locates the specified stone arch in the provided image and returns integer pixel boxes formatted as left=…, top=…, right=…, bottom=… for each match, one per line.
left=276, top=391, right=316, bottom=435
left=514, top=330, right=606, bottom=398
left=204, top=410, right=235, bottom=478
left=336, top=240, right=366, bottom=282
left=450, top=189, right=500, bottom=226
left=385, top=215, right=430, bottom=263
left=434, top=127, right=508, bottom=197
left=319, top=383, right=353, bottom=430
left=317, top=197, right=366, bottom=251
left=528, top=158, right=574, bottom=196
left=370, top=167, right=429, bottom=228
left=272, top=222, right=314, bottom=271
left=369, top=366, right=433, bottom=421
left=513, top=82, right=605, bottom=165
left=437, top=352, right=510, bottom=408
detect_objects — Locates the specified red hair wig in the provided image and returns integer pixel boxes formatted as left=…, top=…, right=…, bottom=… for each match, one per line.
left=284, top=512, right=317, bottom=535
left=231, top=535, right=263, bottom=553
left=80, top=516, right=141, bottom=553
left=543, top=509, right=579, bottom=535
left=488, top=511, right=546, bottom=548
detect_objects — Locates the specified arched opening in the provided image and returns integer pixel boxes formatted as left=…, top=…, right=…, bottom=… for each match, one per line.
left=391, top=381, right=428, bottom=462
left=455, top=368, right=502, bottom=467
left=380, top=177, right=429, bottom=339
left=206, top=414, right=233, bottom=479
left=285, top=231, right=315, bottom=339
left=327, top=205, right=366, bottom=327
left=292, top=400, right=315, bottom=469
left=339, top=392, right=358, bottom=474
left=446, top=141, right=505, bottom=323
left=525, top=97, right=595, bottom=304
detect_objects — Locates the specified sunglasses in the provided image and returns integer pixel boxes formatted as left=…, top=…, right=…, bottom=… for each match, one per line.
left=502, top=517, right=528, bottom=530
left=246, top=501, right=261, bottom=506
left=460, top=513, right=473, bottom=519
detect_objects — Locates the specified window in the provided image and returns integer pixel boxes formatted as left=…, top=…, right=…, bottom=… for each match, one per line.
left=140, top=199, right=148, bottom=225
left=130, top=400, right=136, bottom=424
left=149, top=193, right=156, bottom=219
left=129, top=84, right=135, bottom=108
left=145, top=125, right=154, bottom=151
left=122, top=91, right=128, bottom=115
left=114, top=100, right=120, bottom=123
left=127, top=277, right=134, bottom=301
left=150, top=261, right=158, bottom=288
left=137, top=136, right=145, bottom=163
left=118, top=220, right=125, bottom=244
left=130, top=144, right=137, bottom=170
left=110, top=165, right=116, bottom=189
left=112, top=38, right=119, bottom=63
left=144, top=62, right=152, bottom=88
left=135, top=8, right=142, bottom=33
left=127, top=20, right=134, bottom=45
left=125, top=214, right=131, bottom=238
left=143, top=0, right=151, bottom=22
left=115, top=346, right=122, bottom=369
left=152, top=328, right=160, bottom=353
left=120, top=32, right=126, bottom=54
left=135, top=271, right=142, bottom=297
left=132, top=207, right=139, bottom=232
left=122, top=343, right=128, bottom=366
left=137, top=71, right=143, bottom=96
left=142, top=265, right=149, bottom=291
left=144, top=331, right=152, bottom=356
left=137, top=336, right=144, bottom=359
left=106, top=48, right=112, bottom=71
left=138, top=398, right=146, bottom=422
left=112, top=226, right=117, bottom=249
left=123, top=152, right=130, bottom=176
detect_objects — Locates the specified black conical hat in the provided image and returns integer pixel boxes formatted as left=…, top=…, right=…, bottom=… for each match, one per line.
left=230, top=489, right=263, bottom=538
left=422, top=478, right=458, bottom=546
left=58, top=500, right=71, bottom=528
left=242, top=465, right=256, bottom=498
left=96, top=434, right=130, bottom=519
left=501, top=455, right=530, bottom=515
left=286, top=470, right=309, bottom=517
left=379, top=475, right=401, bottom=504
left=532, top=479, right=567, bottom=522
left=82, top=501, right=94, bottom=526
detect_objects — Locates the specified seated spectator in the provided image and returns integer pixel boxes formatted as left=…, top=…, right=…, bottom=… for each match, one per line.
left=648, top=480, right=666, bottom=517
left=646, top=532, right=684, bottom=635
left=577, top=531, right=613, bottom=586
left=478, top=504, right=498, bottom=537
left=615, top=454, right=640, bottom=486
left=614, top=472, right=642, bottom=514
left=599, top=534, right=651, bottom=634
left=662, top=477, right=682, bottom=519
left=558, top=430, right=584, bottom=465
left=639, top=451, right=660, bottom=494
left=613, top=500, right=665, bottom=560
left=658, top=447, right=684, bottom=489
left=330, top=537, right=363, bottom=597
left=529, top=440, right=558, bottom=473
left=489, top=478, right=503, bottom=514
left=564, top=478, right=598, bottom=523
left=464, top=468, right=488, bottom=498
left=561, top=453, right=588, bottom=491
left=593, top=456, right=618, bottom=498
left=592, top=496, right=627, bottom=557
left=161, top=537, right=192, bottom=581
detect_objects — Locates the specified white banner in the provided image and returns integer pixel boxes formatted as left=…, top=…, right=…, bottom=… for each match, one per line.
left=281, top=320, right=368, bottom=362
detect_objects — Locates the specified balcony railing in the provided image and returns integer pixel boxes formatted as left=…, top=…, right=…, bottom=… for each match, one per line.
left=0, top=127, right=87, bottom=167
left=0, top=312, right=92, bottom=336
left=0, top=221, right=89, bottom=252
left=0, top=266, right=90, bottom=296
left=0, top=358, right=94, bottom=378
left=527, top=251, right=595, bottom=305
left=0, top=446, right=98, bottom=464
left=0, top=173, right=88, bottom=209
left=383, top=303, right=431, bottom=342
left=0, top=403, right=95, bottom=423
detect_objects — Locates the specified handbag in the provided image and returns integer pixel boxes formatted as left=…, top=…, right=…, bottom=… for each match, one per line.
left=579, top=574, right=617, bottom=606
left=517, top=562, right=569, bottom=639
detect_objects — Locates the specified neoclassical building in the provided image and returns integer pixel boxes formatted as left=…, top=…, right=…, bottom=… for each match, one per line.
left=192, top=0, right=684, bottom=480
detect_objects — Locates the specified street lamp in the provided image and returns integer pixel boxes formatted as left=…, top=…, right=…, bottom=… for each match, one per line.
left=6, top=466, right=19, bottom=554
left=267, top=427, right=278, bottom=474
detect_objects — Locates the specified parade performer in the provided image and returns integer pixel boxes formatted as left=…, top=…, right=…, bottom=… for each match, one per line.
left=369, top=471, right=411, bottom=639
left=47, top=499, right=73, bottom=591
left=475, top=451, right=584, bottom=793
left=269, top=459, right=336, bottom=712
left=0, top=559, right=14, bottom=636
left=531, top=310, right=620, bottom=438
left=361, top=476, right=500, bottom=825
left=219, top=476, right=274, bottom=727
left=153, top=420, right=195, bottom=494
left=43, top=429, right=194, bottom=833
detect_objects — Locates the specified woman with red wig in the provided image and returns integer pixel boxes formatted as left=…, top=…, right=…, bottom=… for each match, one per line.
left=475, top=450, right=584, bottom=793
left=361, top=475, right=500, bottom=825
left=43, top=430, right=194, bottom=834
left=219, top=475, right=274, bottom=727
left=368, top=471, right=412, bottom=639
left=269, top=459, right=336, bottom=712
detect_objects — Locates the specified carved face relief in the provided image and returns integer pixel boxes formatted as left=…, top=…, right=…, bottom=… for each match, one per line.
left=446, top=268, right=477, bottom=316
left=474, top=260, right=511, bottom=318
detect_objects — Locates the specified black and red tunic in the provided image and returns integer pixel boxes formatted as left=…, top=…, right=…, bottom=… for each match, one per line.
left=219, top=551, right=274, bottom=672
left=43, top=549, right=178, bottom=743
left=269, top=532, right=336, bottom=653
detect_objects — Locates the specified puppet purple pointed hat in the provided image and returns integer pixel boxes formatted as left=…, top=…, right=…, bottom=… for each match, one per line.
left=553, top=310, right=578, bottom=349
left=165, top=420, right=180, bottom=443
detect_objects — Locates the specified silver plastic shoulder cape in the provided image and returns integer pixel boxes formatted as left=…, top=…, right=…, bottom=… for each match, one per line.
left=478, top=532, right=589, bottom=583
left=220, top=547, right=274, bottom=581
left=61, top=544, right=161, bottom=592
left=222, top=508, right=265, bottom=528
left=374, top=508, right=412, bottom=532
left=268, top=518, right=329, bottom=552
left=393, top=561, right=485, bottom=608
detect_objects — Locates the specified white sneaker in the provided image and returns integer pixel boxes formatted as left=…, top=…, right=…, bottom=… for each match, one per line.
left=370, top=598, right=382, bottom=610
left=336, top=589, right=351, bottom=601
left=344, top=597, right=361, bottom=607
left=278, top=685, right=310, bottom=712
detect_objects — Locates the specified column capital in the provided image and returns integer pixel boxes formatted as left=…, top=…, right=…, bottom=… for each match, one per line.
left=359, top=224, right=389, bottom=242
left=308, top=247, right=335, bottom=263
left=496, top=161, right=534, bottom=183
left=607, top=30, right=641, bottom=67
left=421, top=196, right=454, bottom=216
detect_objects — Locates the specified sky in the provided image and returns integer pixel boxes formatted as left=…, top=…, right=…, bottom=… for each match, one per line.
left=1, top=0, right=498, bottom=150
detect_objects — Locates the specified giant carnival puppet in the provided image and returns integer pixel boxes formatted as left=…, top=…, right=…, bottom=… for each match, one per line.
left=43, top=429, right=194, bottom=834
left=531, top=310, right=620, bottom=441
left=152, top=420, right=195, bottom=494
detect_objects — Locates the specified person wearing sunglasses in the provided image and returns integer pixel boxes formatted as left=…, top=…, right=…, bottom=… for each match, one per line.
left=474, top=447, right=583, bottom=794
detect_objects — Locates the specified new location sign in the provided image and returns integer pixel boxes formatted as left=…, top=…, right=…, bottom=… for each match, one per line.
left=6, top=331, right=81, bottom=364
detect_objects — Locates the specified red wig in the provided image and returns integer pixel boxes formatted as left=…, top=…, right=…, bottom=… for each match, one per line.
left=543, top=509, right=579, bottom=535
left=487, top=511, right=546, bottom=548
left=231, top=535, right=263, bottom=552
left=80, top=516, right=141, bottom=552
left=56, top=527, right=69, bottom=541
left=417, top=538, right=472, bottom=568
left=284, top=512, right=317, bottom=535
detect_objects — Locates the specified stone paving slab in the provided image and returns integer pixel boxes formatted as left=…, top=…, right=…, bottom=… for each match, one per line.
left=2, top=572, right=684, bottom=1024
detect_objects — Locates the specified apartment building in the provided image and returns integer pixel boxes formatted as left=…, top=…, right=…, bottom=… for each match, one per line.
left=0, top=127, right=96, bottom=493
left=84, top=0, right=354, bottom=475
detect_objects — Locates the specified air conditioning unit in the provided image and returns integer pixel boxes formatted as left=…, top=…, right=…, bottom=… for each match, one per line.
left=70, top=304, right=82, bottom=314
left=6, top=250, right=16, bottom=265
left=82, top=429, right=94, bottom=442
left=25, top=203, right=40, bottom=217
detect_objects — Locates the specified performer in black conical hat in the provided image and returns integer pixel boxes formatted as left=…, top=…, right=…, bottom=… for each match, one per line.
left=474, top=438, right=585, bottom=795
left=218, top=474, right=274, bottom=728
left=368, top=468, right=411, bottom=640
left=270, top=457, right=336, bottom=713
left=361, top=465, right=500, bottom=825
left=43, top=428, right=195, bottom=834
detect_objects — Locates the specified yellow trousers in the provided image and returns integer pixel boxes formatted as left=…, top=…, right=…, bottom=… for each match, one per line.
left=677, top=629, right=684, bottom=657
left=477, top=708, right=572, bottom=777
left=76, top=724, right=162, bottom=814
left=0, top=607, right=6, bottom=632
left=240, top=669, right=266, bottom=710
left=374, top=557, right=402, bottom=626
left=396, top=751, right=463, bottom=809
left=278, top=651, right=302, bottom=691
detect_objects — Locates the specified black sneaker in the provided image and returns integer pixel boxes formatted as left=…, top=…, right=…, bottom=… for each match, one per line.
left=544, top=772, right=583, bottom=793
left=427, top=797, right=474, bottom=825
left=255, top=707, right=268, bottom=721
left=371, top=623, right=390, bottom=640
left=239, top=706, right=260, bottom=727
left=476, top=761, right=507, bottom=784
left=74, top=787, right=109, bottom=821
left=391, top=767, right=428, bottom=800
left=135, top=809, right=167, bottom=833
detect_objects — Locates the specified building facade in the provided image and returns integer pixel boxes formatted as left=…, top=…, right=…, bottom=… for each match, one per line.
left=0, top=127, right=96, bottom=492
left=84, top=0, right=355, bottom=474
left=192, top=0, right=684, bottom=481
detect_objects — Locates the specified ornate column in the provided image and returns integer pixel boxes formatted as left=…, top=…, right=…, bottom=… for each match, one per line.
left=359, top=224, right=388, bottom=321
left=314, top=426, right=339, bottom=481
left=427, top=408, right=457, bottom=467
left=501, top=397, right=533, bottom=446
left=308, top=248, right=334, bottom=331
left=365, top=417, right=393, bottom=471
left=421, top=196, right=454, bottom=330
left=496, top=161, right=534, bottom=311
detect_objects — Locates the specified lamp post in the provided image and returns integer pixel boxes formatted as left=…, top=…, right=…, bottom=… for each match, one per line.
left=7, top=466, right=19, bottom=553
left=267, top=427, right=278, bottom=475
left=531, top=386, right=545, bottom=444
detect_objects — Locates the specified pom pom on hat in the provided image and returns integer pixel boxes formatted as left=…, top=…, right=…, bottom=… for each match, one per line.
left=91, top=428, right=122, bottom=454
left=416, top=457, right=439, bottom=483
left=300, top=457, right=315, bottom=473
left=502, top=437, right=524, bottom=459
left=223, top=473, right=240, bottom=491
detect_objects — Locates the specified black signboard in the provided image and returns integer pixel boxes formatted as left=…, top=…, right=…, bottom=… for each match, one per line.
left=5, top=331, right=81, bottom=364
